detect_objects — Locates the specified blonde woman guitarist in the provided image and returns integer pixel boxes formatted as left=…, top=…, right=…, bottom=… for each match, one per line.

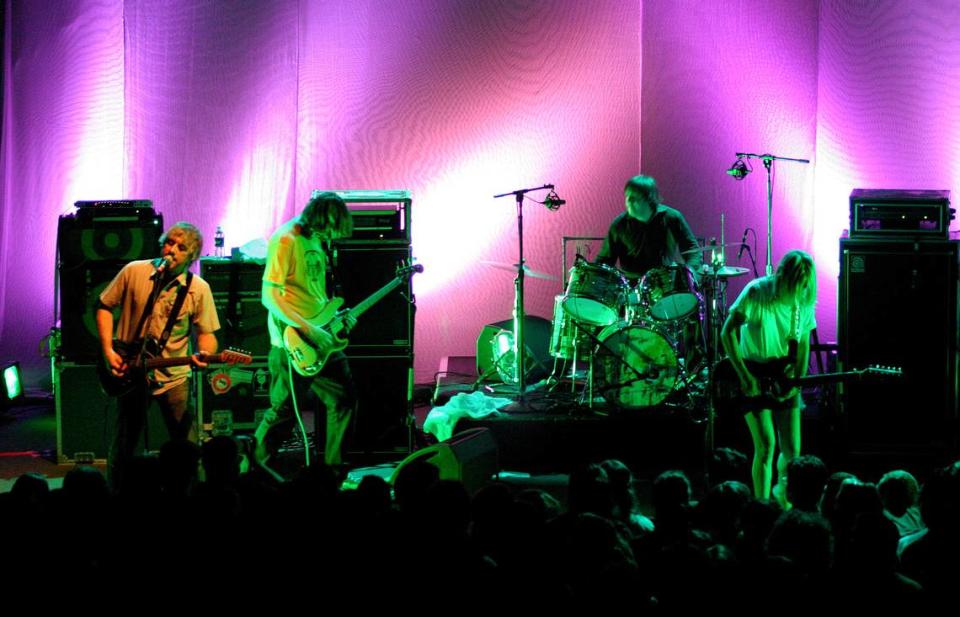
left=720, top=250, right=817, bottom=506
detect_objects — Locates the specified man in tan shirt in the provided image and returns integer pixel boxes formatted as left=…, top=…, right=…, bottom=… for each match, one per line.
left=97, top=221, right=220, bottom=490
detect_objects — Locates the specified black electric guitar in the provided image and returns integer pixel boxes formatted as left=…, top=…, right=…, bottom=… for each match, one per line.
left=711, top=355, right=902, bottom=418
left=98, top=339, right=252, bottom=396
left=284, top=262, right=423, bottom=377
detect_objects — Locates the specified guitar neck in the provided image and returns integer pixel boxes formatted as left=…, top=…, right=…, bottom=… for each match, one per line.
left=144, top=354, right=225, bottom=369
left=350, top=277, right=404, bottom=319
left=792, top=370, right=865, bottom=387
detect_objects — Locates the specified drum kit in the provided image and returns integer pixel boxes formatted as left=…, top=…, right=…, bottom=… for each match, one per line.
left=547, top=251, right=749, bottom=412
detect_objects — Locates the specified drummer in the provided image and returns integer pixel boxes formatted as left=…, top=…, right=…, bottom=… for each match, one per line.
left=596, top=174, right=702, bottom=280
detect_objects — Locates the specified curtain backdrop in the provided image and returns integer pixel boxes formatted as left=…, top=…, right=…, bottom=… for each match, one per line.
left=3, top=0, right=959, bottom=386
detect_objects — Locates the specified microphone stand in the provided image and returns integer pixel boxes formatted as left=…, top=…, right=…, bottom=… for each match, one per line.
left=493, top=183, right=555, bottom=400
left=734, top=153, right=810, bottom=275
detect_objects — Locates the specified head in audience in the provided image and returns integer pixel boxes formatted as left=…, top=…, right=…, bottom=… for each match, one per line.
left=707, top=447, right=749, bottom=487
left=877, top=469, right=920, bottom=518
left=786, top=454, right=829, bottom=512
left=766, top=509, right=834, bottom=576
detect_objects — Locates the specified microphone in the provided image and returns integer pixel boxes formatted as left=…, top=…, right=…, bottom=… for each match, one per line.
left=151, top=255, right=173, bottom=279
left=737, top=228, right=749, bottom=260
left=726, top=159, right=749, bottom=179
left=544, top=196, right=566, bottom=210
left=543, top=190, right=565, bottom=211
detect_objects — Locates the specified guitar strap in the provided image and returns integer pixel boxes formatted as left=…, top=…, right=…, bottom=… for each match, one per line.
left=154, top=272, right=193, bottom=354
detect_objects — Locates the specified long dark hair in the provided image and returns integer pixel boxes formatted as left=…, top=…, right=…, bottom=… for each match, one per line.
left=300, top=191, right=353, bottom=239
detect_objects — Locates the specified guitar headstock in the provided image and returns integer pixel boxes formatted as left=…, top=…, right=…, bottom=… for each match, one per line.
left=396, top=260, right=424, bottom=277
left=221, top=348, right=253, bottom=365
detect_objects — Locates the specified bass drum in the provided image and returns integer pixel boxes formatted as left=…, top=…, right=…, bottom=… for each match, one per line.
left=595, top=321, right=678, bottom=408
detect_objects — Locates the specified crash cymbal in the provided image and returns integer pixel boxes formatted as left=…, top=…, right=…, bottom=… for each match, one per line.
left=700, top=264, right=750, bottom=278
left=480, top=260, right=558, bottom=280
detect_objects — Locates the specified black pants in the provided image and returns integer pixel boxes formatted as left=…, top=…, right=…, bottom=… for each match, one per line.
left=111, top=379, right=193, bottom=491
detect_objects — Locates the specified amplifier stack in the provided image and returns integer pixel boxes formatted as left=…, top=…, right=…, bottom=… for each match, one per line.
left=840, top=189, right=958, bottom=453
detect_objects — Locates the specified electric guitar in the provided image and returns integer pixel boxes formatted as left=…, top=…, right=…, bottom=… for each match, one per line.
left=98, top=339, right=252, bottom=396
left=284, top=262, right=423, bottom=377
left=711, top=355, right=902, bottom=418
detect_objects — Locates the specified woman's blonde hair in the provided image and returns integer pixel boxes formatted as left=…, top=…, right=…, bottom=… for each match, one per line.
left=775, top=249, right=816, bottom=307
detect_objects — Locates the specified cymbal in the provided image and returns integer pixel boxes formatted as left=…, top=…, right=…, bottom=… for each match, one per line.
left=700, top=265, right=750, bottom=278
left=480, top=260, right=558, bottom=280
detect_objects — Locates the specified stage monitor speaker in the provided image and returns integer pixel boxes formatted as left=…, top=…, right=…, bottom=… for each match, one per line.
left=56, top=363, right=168, bottom=463
left=59, top=260, right=126, bottom=362
left=347, top=354, right=412, bottom=453
left=334, top=245, right=414, bottom=352
left=476, top=315, right=552, bottom=382
left=839, top=238, right=959, bottom=450
left=390, top=427, right=498, bottom=495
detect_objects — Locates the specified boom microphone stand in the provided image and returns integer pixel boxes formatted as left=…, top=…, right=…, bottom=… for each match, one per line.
left=729, top=152, right=810, bottom=275
left=492, top=184, right=558, bottom=399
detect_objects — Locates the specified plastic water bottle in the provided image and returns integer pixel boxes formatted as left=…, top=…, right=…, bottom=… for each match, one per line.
left=214, top=226, right=225, bottom=257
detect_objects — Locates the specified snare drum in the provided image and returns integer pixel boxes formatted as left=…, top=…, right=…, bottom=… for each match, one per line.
left=639, top=265, right=702, bottom=322
left=562, top=261, right=628, bottom=327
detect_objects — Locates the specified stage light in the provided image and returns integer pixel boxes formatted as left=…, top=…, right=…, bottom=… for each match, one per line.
left=2, top=361, right=24, bottom=409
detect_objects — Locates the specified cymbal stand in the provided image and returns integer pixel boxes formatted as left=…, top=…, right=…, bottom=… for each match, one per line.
left=493, top=184, right=556, bottom=400
left=699, top=265, right=733, bottom=450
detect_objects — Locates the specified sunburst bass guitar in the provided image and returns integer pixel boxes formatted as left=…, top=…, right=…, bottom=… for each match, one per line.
left=283, top=263, right=423, bottom=377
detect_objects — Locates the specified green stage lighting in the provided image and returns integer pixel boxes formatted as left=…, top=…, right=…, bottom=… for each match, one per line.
left=2, top=361, right=24, bottom=406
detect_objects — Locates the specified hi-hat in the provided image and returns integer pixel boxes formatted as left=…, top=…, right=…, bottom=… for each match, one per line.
left=700, top=264, right=749, bottom=278
left=480, top=260, right=558, bottom=280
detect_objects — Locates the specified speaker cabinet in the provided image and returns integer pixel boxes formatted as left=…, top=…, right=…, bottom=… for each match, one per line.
left=209, top=294, right=270, bottom=357
left=59, top=261, right=126, bottom=362
left=839, top=238, right=959, bottom=449
left=55, top=363, right=168, bottom=463
left=57, top=208, right=163, bottom=362
left=390, top=427, right=498, bottom=495
left=57, top=207, right=163, bottom=267
left=347, top=354, right=412, bottom=453
left=200, top=259, right=271, bottom=356
left=333, top=245, right=414, bottom=353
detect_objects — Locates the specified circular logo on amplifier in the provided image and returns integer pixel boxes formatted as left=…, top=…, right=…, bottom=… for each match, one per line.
left=209, top=371, right=233, bottom=395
